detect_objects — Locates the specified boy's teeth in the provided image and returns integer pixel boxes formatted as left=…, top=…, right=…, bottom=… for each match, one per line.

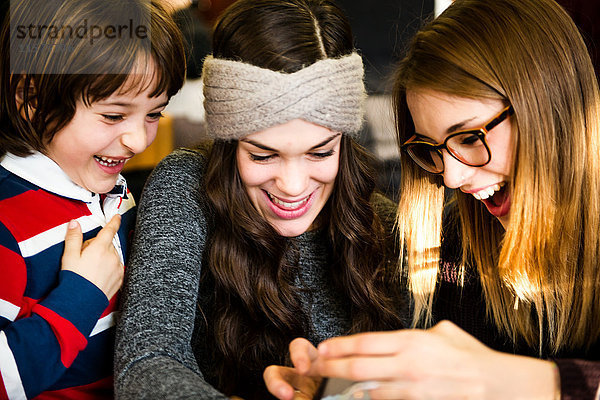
left=95, top=156, right=124, bottom=167
left=268, top=193, right=308, bottom=208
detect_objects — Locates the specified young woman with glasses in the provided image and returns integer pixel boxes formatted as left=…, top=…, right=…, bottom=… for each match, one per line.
left=264, top=0, right=600, bottom=398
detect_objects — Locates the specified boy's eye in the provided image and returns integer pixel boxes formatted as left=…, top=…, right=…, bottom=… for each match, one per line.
left=249, top=153, right=274, bottom=162
left=309, top=149, right=335, bottom=159
left=102, top=114, right=124, bottom=122
left=147, top=112, right=164, bottom=121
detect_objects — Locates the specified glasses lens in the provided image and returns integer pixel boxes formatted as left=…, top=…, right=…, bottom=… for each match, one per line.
left=446, top=132, right=490, bottom=166
left=406, top=145, right=443, bottom=173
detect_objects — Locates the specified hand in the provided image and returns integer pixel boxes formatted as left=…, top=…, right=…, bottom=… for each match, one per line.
left=315, top=321, right=558, bottom=400
left=62, top=215, right=124, bottom=300
left=264, top=338, right=322, bottom=400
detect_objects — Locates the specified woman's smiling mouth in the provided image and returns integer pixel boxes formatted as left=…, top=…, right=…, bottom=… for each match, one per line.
left=267, top=192, right=310, bottom=210
left=264, top=190, right=315, bottom=219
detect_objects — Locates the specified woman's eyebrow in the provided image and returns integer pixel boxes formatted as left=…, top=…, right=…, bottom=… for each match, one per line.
left=241, top=133, right=341, bottom=152
left=309, top=133, right=341, bottom=150
left=240, top=139, right=276, bottom=152
left=446, top=116, right=476, bottom=134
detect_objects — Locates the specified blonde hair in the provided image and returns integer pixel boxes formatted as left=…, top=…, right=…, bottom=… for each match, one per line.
left=394, top=0, right=600, bottom=353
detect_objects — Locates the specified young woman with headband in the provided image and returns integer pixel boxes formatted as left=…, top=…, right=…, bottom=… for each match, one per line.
left=114, top=0, right=405, bottom=398
left=265, top=0, right=600, bottom=398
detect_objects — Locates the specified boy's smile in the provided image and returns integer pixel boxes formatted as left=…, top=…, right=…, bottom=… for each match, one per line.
left=45, top=66, right=168, bottom=195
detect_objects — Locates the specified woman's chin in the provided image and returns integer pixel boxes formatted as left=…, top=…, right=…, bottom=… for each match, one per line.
left=268, top=218, right=312, bottom=238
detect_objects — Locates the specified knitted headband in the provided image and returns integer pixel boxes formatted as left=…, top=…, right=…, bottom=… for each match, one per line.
left=202, top=52, right=366, bottom=140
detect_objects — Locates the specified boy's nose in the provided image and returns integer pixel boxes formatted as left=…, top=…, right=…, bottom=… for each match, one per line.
left=441, top=151, right=475, bottom=189
left=121, top=123, right=148, bottom=155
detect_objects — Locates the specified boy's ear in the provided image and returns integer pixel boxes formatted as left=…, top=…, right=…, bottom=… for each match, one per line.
left=15, top=75, right=37, bottom=120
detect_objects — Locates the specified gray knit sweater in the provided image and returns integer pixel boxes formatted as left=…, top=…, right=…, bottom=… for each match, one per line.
left=114, top=148, right=401, bottom=399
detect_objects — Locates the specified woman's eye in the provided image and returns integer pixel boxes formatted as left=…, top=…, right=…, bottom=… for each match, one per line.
left=310, top=149, right=335, bottom=158
left=249, top=153, right=274, bottom=162
left=102, top=114, right=124, bottom=122
left=458, top=133, right=481, bottom=146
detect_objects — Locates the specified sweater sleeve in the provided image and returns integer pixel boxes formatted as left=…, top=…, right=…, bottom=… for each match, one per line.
left=114, top=149, right=228, bottom=400
left=554, top=359, right=600, bottom=399
left=0, top=223, right=108, bottom=399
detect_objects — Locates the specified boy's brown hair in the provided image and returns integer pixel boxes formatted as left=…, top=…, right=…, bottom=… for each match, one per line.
left=0, top=0, right=186, bottom=157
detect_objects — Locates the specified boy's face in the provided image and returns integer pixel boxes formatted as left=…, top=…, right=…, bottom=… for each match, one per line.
left=45, top=76, right=169, bottom=195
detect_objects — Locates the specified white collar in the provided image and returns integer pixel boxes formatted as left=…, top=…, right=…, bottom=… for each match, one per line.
left=0, top=151, right=127, bottom=204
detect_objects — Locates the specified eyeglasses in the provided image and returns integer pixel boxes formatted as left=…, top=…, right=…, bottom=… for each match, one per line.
left=401, top=105, right=514, bottom=174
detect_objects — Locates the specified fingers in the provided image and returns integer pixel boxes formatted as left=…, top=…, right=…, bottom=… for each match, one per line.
left=264, top=366, right=297, bottom=400
left=60, top=215, right=124, bottom=299
left=314, top=330, right=445, bottom=382
left=318, top=355, right=405, bottom=382
left=263, top=365, right=321, bottom=400
left=290, top=338, right=319, bottom=375
left=318, top=331, right=408, bottom=358
left=62, top=220, right=82, bottom=266
left=94, top=214, right=121, bottom=243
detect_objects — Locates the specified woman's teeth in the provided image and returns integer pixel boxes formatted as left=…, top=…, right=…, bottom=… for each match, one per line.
left=473, top=182, right=505, bottom=200
left=94, top=156, right=125, bottom=167
left=268, top=192, right=309, bottom=209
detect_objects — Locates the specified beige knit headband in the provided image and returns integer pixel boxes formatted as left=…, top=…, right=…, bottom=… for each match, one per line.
left=202, top=52, right=366, bottom=140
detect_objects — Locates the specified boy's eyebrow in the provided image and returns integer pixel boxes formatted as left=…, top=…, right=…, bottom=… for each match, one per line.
left=241, top=133, right=341, bottom=152
left=153, top=101, right=169, bottom=109
left=97, top=101, right=132, bottom=107
left=97, top=100, right=169, bottom=109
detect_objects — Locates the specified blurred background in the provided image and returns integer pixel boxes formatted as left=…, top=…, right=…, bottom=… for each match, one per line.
left=0, top=0, right=596, bottom=201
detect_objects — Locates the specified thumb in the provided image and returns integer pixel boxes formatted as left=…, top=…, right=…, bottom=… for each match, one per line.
left=95, top=214, right=121, bottom=244
left=62, top=219, right=82, bottom=267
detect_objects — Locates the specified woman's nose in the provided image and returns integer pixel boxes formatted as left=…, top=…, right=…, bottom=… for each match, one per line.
left=441, top=150, right=475, bottom=189
left=275, top=161, right=308, bottom=197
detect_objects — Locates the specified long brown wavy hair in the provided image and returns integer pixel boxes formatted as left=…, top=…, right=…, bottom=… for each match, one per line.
left=200, top=0, right=403, bottom=397
left=394, top=0, right=600, bottom=355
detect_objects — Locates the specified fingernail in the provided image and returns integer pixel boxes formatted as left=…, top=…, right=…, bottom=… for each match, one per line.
left=318, top=343, right=328, bottom=355
left=68, top=220, right=78, bottom=229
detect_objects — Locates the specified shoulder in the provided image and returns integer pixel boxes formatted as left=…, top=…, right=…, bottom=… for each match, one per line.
left=153, top=147, right=208, bottom=181
left=137, top=146, right=211, bottom=227
left=0, top=166, right=81, bottom=244
left=143, top=147, right=209, bottom=197
left=0, top=164, right=41, bottom=202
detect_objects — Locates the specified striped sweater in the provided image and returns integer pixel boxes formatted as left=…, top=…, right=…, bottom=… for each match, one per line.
left=0, top=152, right=135, bottom=400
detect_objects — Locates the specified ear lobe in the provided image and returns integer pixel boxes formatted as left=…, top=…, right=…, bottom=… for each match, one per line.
left=15, top=75, right=37, bottom=120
